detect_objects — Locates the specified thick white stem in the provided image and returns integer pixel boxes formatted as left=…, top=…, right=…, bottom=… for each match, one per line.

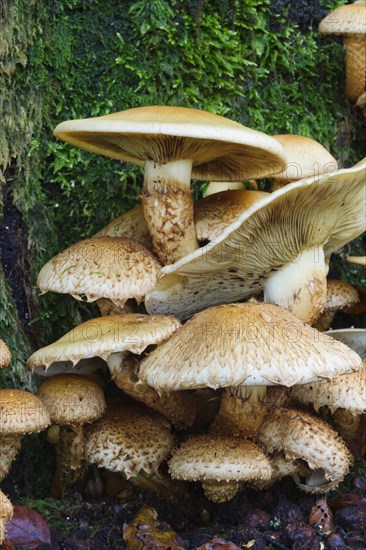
left=263, top=247, right=327, bottom=324
left=142, top=159, right=199, bottom=265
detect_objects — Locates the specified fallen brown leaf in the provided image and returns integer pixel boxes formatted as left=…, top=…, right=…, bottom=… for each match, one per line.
left=123, top=504, right=186, bottom=550
left=5, top=505, right=51, bottom=548
left=196, top=539, right=241, bottom=550
left=309, top=499, right=335, bottom=535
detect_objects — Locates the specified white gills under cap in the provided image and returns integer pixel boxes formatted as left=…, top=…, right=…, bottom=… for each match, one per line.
left=145, top=159, right=366, bottom=323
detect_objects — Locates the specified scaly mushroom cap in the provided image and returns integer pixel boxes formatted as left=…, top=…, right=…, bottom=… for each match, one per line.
left=37, top=375, right=106, bottom=425
left=168, top=435, right=272, bottom=502
left=319, top=1, right=366, bottom=35
left=138, top=303, right=362, bottom=393
left=325, top=328, right=366, bottom=360
left=0, top=340, right=11, bottom=369
left=258, top=407, right=352, bottom=493
left=290, top=363, right=366, bottom=415
left=145, top=159, right=366, bottom=321
left=0, top=389, right=50, bottom=434
left=194, top=190, right=268, bottom=241
left=0, top=490, right=13, bottom=542
left=271, top=134, right=338, bottom=188
left=94, top=205, right=152, bottom=250
left=85, top=406, right=174, bottom=478
left=37, top=236, right=160, bottom=306
left=313, top=279, right=360, bottom=331
left=27, top=313, right=180, bottom=372
left=54, top=106, right=286, bottom=180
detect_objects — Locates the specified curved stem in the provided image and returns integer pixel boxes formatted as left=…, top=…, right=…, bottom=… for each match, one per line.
left=50, top=425, right=86, bottom=498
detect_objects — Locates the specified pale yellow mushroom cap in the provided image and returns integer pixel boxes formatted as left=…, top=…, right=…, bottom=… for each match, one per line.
left=85, top=406, right=174, bottom=478
left=290, top=363, right=366, bottom=415
left=325, top=328, right=366, bottom=360
left=0, top=340, right=11, bottom=369
left=94, top=205, right=152, bottom=250
left=347, top=255, right=366, bottom=266
left=0, top=389, right=50, bottom=434
left=37, top=236, right=160, bottom=306
left=168, top=435, right=272, bottom=483
left=27, top=313, right=180, bottom=372
left=146, top=159, right=366, bottom=320
left=319, top=1, right=366, bottom=35
left=258, top=407, right=352, bottom=493
left=54, top=105, right=286, bottom=181
left=36, top=374, right=106, bottom=425
left=271, top=134, right=338, bottom=187
left=139, top=303, right=362, bottom=393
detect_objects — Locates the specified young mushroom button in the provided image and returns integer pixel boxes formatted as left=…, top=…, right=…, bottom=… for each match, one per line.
left=54, top=106, right=286, bottom=265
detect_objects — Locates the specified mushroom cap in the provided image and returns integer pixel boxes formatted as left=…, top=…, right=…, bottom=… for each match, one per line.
left=168, top=435, right=272, bottom=483
left=54, top=106, right=286, bottom=181
left=27, top=313, right=180, bottom=371
left=258, top=407, right=352, bottom=492
left=289, top=362, right=366, bottom=414
left=0, top=340, right=11, bottom=369
left=94, top=205, right=153, bottom=250
left=323, top=279, right=359, bottom=309
left=0, top=389, right=50, bottom=434
left=138, top=303, right=362, bottom=392
left=0, top=489, right=13, bottom=537
left=203, top=181, right=246, bottom=196
left=195, top=190, right=268, bottom=241
left=271, top=134, right=338, bottom=184
left=85, top=406, right=174, bottom=478
left=37, top=236, right=160, bottom=305
left=36, top=374, right=106, bottom=425
left=145, top=159, right=366, bottom=320
left=325, top=328, right=366, bottom=360
left=319, top=1, right=366, bottom=35
left=347, top=255, right=366, bottom=266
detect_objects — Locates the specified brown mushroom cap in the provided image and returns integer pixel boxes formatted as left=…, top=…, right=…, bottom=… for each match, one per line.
left=258, top=407, right=352, bottom=493
left=27, top=313, right=181, bottom=372
left=0, top=389, right=50, bottom=434
left=313, top=279, right=360, bottom=331
left=37, top=236, right=160, bottom=306
left=319, top=1, right=366, bottom=35
left=36, top=374, right=106, bottom=425
left=0, top=340, right=11, bottom=369
left=194, top=190, right=268, bottom=241
left=85, top=406, right=174, bottom=478
left=54, top=106, right=286, bottom=181
left=289, top=363, right=366, bottom=415
left=139, top=303, right=362, bottom=393
left=271, top=134, right=338, bottom=188
left=94, top=205, right=152, bottom=250
left=145, top=159, right=366, bottom=321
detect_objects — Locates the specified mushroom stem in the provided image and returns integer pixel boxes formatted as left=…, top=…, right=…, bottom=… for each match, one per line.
left=344, top=36, right=366, bottom=102
left=214, top=386, right=268, bottom=437
left=107, top=352, right=198, bottom=428
left=50, top=425, right=87, bottom=498
left=263, top=247, right=327, bottom=324
left=142, top=159, right=199, bottom=265
left=0, top=435, right=22, bottom=482
left=129, top=471, right=193, bottom=507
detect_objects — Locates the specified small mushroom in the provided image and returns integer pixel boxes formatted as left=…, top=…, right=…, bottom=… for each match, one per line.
left=319, top=1, right=366, bottom=102
left=0, top=340, right=11, bottom=369
left=168, top=435, right=272, bottom=502
left=0, top=389, right=50, bottom=481
left=37, top=236, right=161, bottom=312
left=54, top=106, right=286, bottom=264
left=313, top=279, right=359, bottom=331
left=36, top=374, right=106, bottom=498
left=258, top=407, right=353, bottom=493
left=270, top=134, right=338, bottom=190
left=0, top=490, right=13, bottom=543
left=146, top=159, right=366, bottom=323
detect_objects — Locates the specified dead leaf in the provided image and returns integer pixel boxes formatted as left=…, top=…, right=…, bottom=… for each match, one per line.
left=5, top=505, right=51, bottom=548
left=123, top=504, right=186, bottom=550
left=309, top=499, right=335, bottom=535
left=329, top=492, right=366, bottom=511
left=196, top=539, right=241, bottom=550
left=1, top=539, right=15, bottom=550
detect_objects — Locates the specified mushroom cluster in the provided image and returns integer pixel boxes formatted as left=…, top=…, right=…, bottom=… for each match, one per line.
left=14, top=103, right=365, bottom=507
